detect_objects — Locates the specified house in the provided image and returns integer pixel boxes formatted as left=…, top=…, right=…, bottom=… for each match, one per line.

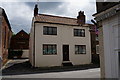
left=0, top=7, right=12, bottom=65
left=89, top=24, right=99, bottom=64
left=93, top=1, right=120, bottom=78
left=29, top=4, right=92, bottom=67
left=10, top=30, right=29, bottom=58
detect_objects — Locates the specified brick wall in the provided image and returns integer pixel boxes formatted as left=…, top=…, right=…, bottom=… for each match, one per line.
left=10, top=30, right=29, bottom=50
left=1, top=13, right=12, bottom=65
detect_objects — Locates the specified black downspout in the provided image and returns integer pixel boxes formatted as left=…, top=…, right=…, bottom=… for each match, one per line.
left=33, top=22, right=35, bottom=67
left=118, top=51, right=120, bottom=79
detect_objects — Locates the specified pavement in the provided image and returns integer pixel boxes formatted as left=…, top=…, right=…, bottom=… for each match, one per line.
left=1, top=59, right=29, bottom=70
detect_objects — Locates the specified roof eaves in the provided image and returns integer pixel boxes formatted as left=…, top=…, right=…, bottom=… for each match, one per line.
left=2, top=9, right=12, bottom=32
left=34, top=21, right=79, bottom=26
left=38, top=14, right=77, bottom=20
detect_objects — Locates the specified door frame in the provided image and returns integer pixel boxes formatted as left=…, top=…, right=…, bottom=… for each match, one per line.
left=62, top=45, right=69, bottom=61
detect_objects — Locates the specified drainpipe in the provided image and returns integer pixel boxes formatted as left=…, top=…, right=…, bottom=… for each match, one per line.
left=118, top=49, right=120, bottom=79
left=33, top=22, right=36, bottom=67
left=118, top=50, right=120, bottom=80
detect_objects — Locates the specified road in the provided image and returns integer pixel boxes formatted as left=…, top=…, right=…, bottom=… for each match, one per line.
left=2, top=68, right=100, bottom=78
left=2, top=59, right=100, bottom=79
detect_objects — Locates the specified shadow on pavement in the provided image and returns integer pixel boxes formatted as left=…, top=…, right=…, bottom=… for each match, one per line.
left=2, top=61, right=100, bottom=76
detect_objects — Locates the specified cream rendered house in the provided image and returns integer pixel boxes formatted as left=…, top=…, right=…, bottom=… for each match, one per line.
left=29, top=4, right=92, bottom=67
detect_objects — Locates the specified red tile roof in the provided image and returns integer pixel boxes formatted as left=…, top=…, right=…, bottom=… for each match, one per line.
left=34, top=14, right=93, bottom=27
left=34, top=14, right=79, bottom=26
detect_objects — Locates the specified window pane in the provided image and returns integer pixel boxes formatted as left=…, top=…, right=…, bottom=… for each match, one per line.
left=81, top=29, right=85, bottom=37
left=43, top=45, right=48, bottom=54
left=43, top=27, right=47, bottom=35
left=75, top=46, right=78, bottom=54
left=53, top=45, right=57, bottom=54
left=82, top=45, right=86, bottom=54
left=74, top=29, right=78, bottom=36
left=75, top=45, right=86, bottom=54
left=74, top=29, right=85, bottom=37
left=43, top=44, right=57, bottom=55
left=43, top=26, right=57, bottom=35
left=79, top=46, right=82, bottom=54
left=78, top=29, right=81, bottom=36
left=49, top=27, right=52, bottom=35
left=48, top=45, right=51, bottom=54
left=53, top=27, right=57, bottom=35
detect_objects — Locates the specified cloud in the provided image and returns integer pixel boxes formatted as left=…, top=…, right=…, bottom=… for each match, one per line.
left=56, top=1, right=96, bottom=23
left=1, top=2, right=33, bottom=33
left=0, top=1, right=96, bottom=33
left=0, top=0, right=96, bottom=2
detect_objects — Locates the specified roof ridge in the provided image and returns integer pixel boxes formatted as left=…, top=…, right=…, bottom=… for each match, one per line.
left=38, top=14, right=77, bottom=20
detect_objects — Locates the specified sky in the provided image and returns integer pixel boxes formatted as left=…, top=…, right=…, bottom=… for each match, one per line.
left=0, top=0, right=97, bottom=34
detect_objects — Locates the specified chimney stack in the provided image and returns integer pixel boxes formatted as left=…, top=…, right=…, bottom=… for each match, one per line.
left=34, top=4, right=38, bottom=16
left=77, top=11, right=86, bottom=25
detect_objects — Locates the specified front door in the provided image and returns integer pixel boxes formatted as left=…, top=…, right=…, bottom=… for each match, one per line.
left=63, top=45, right=69, bottom=61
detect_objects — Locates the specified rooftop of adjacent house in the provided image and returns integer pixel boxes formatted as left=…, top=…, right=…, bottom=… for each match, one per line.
left=93, top=2, right=120, bottom=16
left=34, top=14, right=93, bottom=27
left=12, top=30, right=29, bottom=39
left=0, top=7, right=12, bottom=31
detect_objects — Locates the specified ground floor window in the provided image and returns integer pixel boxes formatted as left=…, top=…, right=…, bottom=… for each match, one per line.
left=43, top=44, right=57, bottom=55
left=96, top=45, right=99, bottom=54
left=75, top=45, right=86, bottom=54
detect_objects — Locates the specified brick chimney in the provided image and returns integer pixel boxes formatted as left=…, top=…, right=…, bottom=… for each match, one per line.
left=77, top=11, right=86, bottom=25
left=34, top=4, right=38, bottom=16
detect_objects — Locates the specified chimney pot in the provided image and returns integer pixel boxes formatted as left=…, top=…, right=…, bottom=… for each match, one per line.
left=77, top=11, right=86, bottom=25
left=34, top=4, right=38, bottom=16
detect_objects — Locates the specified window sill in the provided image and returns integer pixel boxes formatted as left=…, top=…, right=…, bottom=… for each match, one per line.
left=75, top=53, right=86, bottom=55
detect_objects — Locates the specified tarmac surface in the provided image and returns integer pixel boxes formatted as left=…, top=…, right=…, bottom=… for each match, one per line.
left=2, top=59, right=100, bottom=76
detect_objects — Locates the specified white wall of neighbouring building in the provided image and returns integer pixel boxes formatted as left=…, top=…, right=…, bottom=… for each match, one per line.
left=102, top=14, right=119, bottom=78
left=21, top=50, right=29, bottom=58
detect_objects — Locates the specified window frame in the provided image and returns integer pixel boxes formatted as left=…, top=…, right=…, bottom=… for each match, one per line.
left=43, top=44, right=57, bottom=55
left=43, top=26, right=57, bottom=35
left=74, top=29, right=85, bottom=37
left=75, top=45, right=86, bottom=54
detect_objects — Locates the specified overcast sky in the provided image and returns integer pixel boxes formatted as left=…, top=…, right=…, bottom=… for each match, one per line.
left=0, top=0, right=96, bottom=33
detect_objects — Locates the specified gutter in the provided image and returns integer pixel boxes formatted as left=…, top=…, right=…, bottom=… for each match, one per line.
left=93, top=3, right=120, bottom=22
left=34, top=21, right=92, bottom=27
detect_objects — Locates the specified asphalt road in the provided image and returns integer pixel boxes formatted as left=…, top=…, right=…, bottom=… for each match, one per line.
left=2, top=59, right=100, bottom=79
left=2, top=68, right=100, bottom=78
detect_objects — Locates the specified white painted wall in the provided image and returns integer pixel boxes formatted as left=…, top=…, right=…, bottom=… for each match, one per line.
left=29, top=20, right=35, bottom=66
left=102, top=15, right=119, bottom=78
left=30, top=22, right=91, bottom=67
left=21, top=50, right=29, bottom=58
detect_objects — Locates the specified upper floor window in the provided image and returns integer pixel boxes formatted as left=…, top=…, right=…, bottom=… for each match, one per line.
left=74, top=29, right=85, bottom=37
left=43, top=26, right=57, bottom=35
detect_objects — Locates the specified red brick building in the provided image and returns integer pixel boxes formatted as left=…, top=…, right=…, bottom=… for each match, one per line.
left=10, top=30, right=29, bottom=58
left=89, top=25, right=99, bottom=54
left=10, top=30, right=29, bottom=49
left=0, top=7, right=12, bottom=65
left=89, top=25, right=99, bottom=64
